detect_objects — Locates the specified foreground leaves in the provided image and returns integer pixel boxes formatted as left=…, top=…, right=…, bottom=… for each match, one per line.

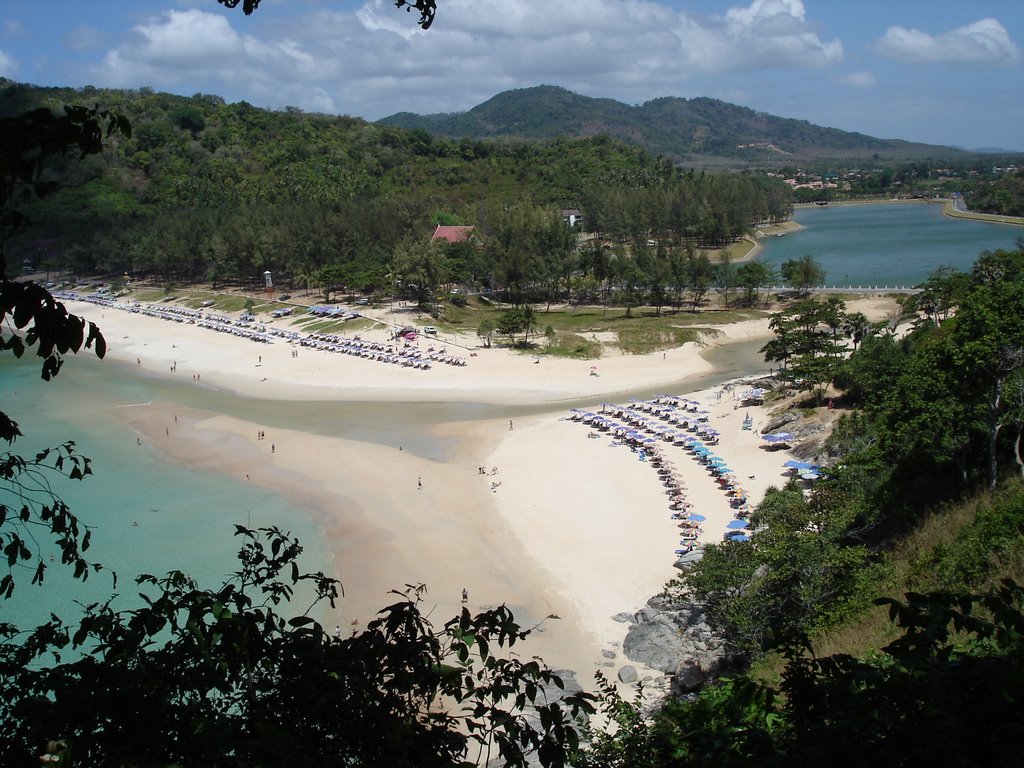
left=0, top=526, right=594, bottom=767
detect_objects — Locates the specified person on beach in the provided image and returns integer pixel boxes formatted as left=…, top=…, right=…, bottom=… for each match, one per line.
left=271, top=443, right=275, bottom=454
left=509, top=420, right=513, bottom=432
left=461, top=588, right=468, bottom=603
left=418, top=477, right=422, bottom=490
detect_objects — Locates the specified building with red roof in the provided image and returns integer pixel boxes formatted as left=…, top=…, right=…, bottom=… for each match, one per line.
left=431, top=224, right=477, bottom=244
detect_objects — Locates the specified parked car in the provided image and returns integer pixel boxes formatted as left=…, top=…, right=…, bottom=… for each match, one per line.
left=278, top=294, right=291, bottom=301
left=201, top=299, right=216, bottom=307
left=422, top=326, right=438, bottom=335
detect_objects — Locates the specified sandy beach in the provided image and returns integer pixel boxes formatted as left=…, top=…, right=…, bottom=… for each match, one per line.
left=66, top=295, right=898, bottom=687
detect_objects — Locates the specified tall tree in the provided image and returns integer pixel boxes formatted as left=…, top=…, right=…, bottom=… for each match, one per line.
left=780, top=254, right=825, bottom=295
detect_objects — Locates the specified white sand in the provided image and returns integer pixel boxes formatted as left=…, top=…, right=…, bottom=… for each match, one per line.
left=67, top=296, right=896, bottom=687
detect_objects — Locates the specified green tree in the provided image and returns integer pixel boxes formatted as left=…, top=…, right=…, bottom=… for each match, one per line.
left=687, top=251, right=713, bottom=312
left=476, top=317, right=496, bottom=348
left=762, top=297, right=848, bottom=403
left=735, top=260, right=776, bottom=307
left=779, top=254, right=825, bottom=295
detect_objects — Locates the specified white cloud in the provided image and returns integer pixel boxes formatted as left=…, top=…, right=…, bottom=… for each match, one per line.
left=347, top=0, right=842, bottom=114
left=872, top=18, right=1021, bottom=65
left=82, top=0, right=844, bottom=118
left=836, top=71, right=877, bottom=89
left=0, top=48, right=17, bottom=77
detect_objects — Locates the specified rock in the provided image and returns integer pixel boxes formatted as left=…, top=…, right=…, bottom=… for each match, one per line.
left=634, top=606, right=660, bottom=623
left=612, top=611, right=634, bottom=623
left=601, top=649, right=617, bottom=659
left=617, top=665, right=638, bottom=683
left=622, top=599, right=728, bottom=687
left=761, top=410, right=800, bottom=434
left=671, top=657, right=708, bottom=695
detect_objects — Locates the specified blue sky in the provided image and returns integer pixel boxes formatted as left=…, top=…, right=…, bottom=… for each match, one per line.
left=1, top=0, right=1021, bottom=150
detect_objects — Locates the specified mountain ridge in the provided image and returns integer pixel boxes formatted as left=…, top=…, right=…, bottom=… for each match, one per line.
left=378, top=84, right=962, bottom=162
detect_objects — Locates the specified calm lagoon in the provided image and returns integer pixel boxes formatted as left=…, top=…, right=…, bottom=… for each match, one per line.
left=756, top=203, right=1021, bottom=287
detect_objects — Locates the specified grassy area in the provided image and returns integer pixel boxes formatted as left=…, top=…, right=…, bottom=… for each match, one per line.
left=441, top=299, right=765, bottom=357
left=119, top=283, right=766, bottom=359
left=540, top=333, right=602, bottom=359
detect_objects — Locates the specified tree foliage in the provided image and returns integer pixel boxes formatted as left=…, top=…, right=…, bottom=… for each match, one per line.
left=1, top=526, right=595, bottom=766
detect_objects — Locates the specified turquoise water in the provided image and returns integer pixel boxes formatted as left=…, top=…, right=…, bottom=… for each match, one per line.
left=757, top=204, right=1021, bottom=287
left=1, top=357, right=338, bottom=630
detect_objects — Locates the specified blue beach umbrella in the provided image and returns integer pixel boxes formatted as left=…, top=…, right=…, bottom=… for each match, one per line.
left=727, top=519, right=749, bottom=529
left=727, top=532, right=751, bottom=542
left=784, top=460, right=816, bottom=470
left=687, top=513, right=706, bottom=522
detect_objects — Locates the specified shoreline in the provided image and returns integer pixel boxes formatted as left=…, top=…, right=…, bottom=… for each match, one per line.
left=794, top=196, right=1024, bottom=227
left=64, top=295, right=899, bottom=690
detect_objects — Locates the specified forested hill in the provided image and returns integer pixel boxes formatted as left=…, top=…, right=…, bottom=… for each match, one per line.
left=0, top=79, right=791, bottom=286
left=378, top=84, right=962, bottom=162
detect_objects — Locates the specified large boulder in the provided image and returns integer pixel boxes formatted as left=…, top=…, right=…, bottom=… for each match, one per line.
left=622, top=597, right=727, bottom=679
left=761, top=410, right=800, bottom=434
left=617, top=665, right=639, bottom=683
left=671, top=656, right=708, bottom=695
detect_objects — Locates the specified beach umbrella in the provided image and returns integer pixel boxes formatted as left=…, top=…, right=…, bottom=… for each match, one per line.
left=687, top=513, right=706, bottom=522
left=727, top=519, right=749, bottom=529
left=784, top=460, right=816, bottom=470
left=727, top=532, right=751, bottom=542
left=761, top=433, right=792, bottom=443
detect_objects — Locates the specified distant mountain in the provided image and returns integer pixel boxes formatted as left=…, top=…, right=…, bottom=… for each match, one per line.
left=378, top=85, right=962, bottom=162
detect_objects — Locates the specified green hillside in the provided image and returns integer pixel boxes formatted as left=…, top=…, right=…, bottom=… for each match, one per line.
left=0, top=79, right=792, bottom=294
left=378, top=84, right=963, bottom=162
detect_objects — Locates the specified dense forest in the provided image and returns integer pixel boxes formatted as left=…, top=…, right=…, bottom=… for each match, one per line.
left=1, top=79, right=791, bottom=306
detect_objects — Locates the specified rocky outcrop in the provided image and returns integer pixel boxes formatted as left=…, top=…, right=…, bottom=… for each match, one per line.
left=620, top=595, right=728, bottom=694
left=760, top=409, right=800, bottom=434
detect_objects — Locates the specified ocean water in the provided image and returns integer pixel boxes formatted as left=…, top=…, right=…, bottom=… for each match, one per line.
left=757, top=203, right=1022, bottom=287
left=1, top=356, right=339, bottom=631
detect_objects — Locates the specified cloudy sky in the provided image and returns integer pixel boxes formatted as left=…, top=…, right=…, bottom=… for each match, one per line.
left=1, top=0, right=1021, bottom=150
